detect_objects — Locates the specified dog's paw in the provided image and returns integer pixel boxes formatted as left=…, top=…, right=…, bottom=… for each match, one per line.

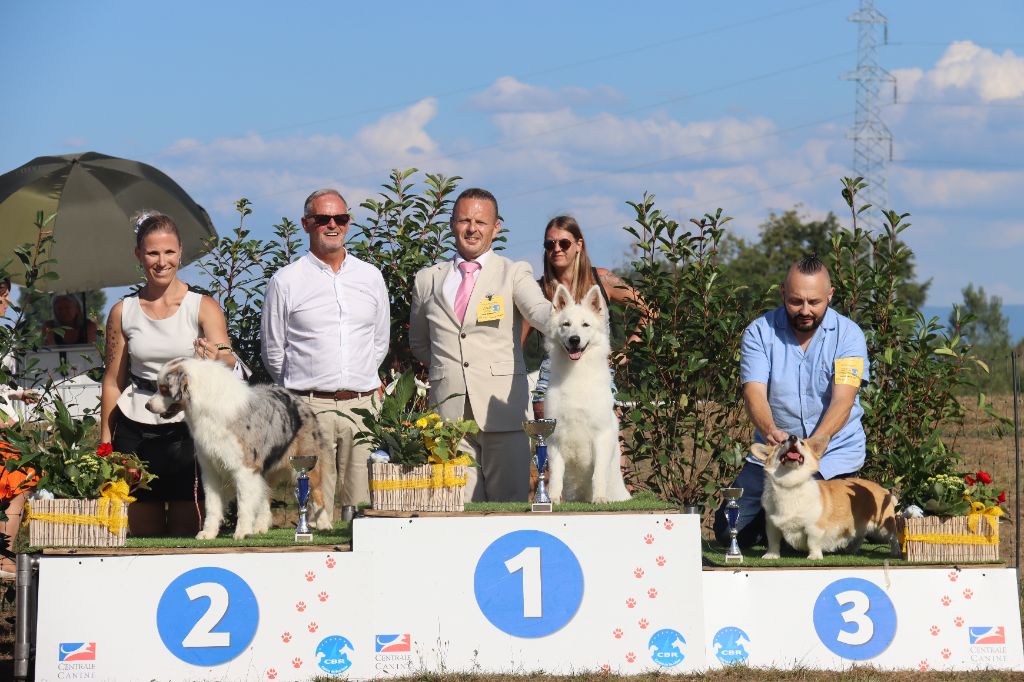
left=232, top=529, right=252, bottom=541
left=807, top=551, right=824, bottom=560
left=593, top=496, right=608, bottom=504
left=313, top=518, right=334, bottom=531
left=761, top=551, right=780, bottom=560
left=195, top=529, right=218, bottom=540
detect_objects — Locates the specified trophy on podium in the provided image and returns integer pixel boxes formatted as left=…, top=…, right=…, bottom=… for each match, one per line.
left=722, top=487, right=744, bottom=563
left=523, top=419, right=556, bottom=512
left=290, top=455, right=318, bottom=542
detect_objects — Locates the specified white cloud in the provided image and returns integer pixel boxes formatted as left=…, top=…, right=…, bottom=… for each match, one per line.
left=895, top=41, right=1024, bottom=103
left=892, top=167, right=1024, bottom=210
left=468, top=76, right=623, bottom=112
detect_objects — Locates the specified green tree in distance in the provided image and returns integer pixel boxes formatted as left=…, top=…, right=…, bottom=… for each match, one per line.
left=720, top=208, right=930, bottom=311
left=950, top=283, right=1013, bottom=393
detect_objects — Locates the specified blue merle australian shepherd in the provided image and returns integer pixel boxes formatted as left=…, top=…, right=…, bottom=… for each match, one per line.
left=146, top=358, right=331, bottom=539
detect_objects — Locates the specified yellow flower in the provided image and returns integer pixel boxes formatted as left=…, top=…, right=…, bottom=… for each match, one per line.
left=428, top=413, right=442, bottom=423
left=415, top=417, right=429, bottom=428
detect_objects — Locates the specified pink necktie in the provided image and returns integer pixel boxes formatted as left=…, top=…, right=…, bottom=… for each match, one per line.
left=454, top=261, right=481, bottom=324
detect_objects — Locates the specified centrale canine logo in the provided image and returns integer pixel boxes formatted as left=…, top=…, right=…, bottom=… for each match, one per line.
left=58, top=642, right=96, bottom=661
left=375, top=634, right=411, bottom=653
left=969, top=626, right=1005, bottom=645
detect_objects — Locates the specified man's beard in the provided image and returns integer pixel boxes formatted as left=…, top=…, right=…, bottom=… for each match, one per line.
left=788, top=311, right=824, bottom=333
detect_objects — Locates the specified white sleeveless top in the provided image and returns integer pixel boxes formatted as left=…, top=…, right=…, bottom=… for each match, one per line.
left=116, top=290, right=201, bottom=425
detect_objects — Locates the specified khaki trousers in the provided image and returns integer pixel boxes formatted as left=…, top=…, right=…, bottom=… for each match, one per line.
left=301, top=393, right=378, bottom=520
left=461, top=402, right=531, bottom=502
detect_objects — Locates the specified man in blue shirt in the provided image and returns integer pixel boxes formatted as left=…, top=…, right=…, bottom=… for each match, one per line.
left=713, top=254, right=869, bottom=549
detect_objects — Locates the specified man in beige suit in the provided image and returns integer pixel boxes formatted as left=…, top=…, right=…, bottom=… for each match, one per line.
left=410, top=188, right=551, bottom=501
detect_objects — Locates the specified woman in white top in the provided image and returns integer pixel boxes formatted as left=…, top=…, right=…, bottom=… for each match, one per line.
left=100, top=212, right=235, bottom=537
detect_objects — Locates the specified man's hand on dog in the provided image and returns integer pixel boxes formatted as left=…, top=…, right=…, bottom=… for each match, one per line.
left=765, top=428, right=789, bottom=446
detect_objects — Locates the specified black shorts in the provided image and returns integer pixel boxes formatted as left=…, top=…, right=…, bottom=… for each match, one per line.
left=112, top=415, right=203, bottom=502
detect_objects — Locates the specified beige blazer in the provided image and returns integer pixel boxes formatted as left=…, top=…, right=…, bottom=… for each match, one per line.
left=410, top=254, right=550, bottom=432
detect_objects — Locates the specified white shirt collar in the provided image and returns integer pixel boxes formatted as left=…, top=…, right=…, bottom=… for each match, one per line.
left=305, top=250, right=349, bottom=274
left=454, top=249, right=494, bottom=271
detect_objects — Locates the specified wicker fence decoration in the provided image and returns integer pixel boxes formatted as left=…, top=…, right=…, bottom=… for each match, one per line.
left=26, top=498, right=129, bottom=548
left=369, top=460, right=468, bottom=512
left=898, top=515, right=999, bottom=563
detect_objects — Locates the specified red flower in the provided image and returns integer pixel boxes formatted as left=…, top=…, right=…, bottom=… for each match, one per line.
left=964, top=475, right=975, bottom=486
left=976, top=470, right=992, bottom=485
left=998, top=491, right=1007, bottom=504
left=96, top=442, right=113, bottom=457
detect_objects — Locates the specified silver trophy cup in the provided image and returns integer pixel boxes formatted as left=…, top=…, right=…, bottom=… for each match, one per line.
left=523, top=419, right=556, bottom=512
left=723, top=487, right=744, bottom=563
left=290, top=455, right=318, bottom=542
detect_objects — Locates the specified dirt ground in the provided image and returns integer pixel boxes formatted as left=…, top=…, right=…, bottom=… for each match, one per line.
left=1, top=396, right=1021, bottom=680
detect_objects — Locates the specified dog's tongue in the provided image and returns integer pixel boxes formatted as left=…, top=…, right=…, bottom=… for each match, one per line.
left=568, top=350, right=583, bottom=360
left=784, top=445, right=802, bottom=461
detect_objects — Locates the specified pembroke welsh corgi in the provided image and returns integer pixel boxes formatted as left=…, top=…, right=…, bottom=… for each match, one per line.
left=750, top=435, right=898, bottom=560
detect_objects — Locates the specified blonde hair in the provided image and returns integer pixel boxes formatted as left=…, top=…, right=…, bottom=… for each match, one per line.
left=540, top=215, right=598, bottom=302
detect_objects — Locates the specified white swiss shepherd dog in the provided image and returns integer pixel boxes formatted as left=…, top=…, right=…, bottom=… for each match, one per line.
left=146, top=358, right=330, bottom=539
left=545, top=283, right=631, bottom=504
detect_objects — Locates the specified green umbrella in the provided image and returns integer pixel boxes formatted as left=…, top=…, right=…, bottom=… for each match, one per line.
left=0, top=152, right=217, bottom=292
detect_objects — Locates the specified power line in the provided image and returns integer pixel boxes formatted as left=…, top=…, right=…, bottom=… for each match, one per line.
left=503, top=111, right=853, bottom=200
left=152, top=0, right=845, bottom=148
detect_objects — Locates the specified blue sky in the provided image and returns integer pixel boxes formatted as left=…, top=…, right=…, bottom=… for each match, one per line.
left=3, top=1, right=1022, bottom=306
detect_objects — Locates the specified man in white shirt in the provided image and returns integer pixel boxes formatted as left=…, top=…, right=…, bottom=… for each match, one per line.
left=410, top=188, right=550, bottom=501
left=261, top=189, right=389, bottom=527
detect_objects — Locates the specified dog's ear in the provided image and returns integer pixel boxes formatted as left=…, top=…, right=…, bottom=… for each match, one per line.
left=168, top=367, right=190, bottom=402
left=749, top=443, right=774, bottom=462
left=552, top=284, right=573, bottom=312
left=584, top=284, right=606, bottom=318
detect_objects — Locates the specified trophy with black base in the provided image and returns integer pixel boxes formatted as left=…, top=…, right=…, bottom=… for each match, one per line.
left=290, top=455, right=318, bottom=542
left=523, top=419, right=556, bottom=512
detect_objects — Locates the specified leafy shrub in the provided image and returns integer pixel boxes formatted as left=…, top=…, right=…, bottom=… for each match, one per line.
left=617, top=196, right=750, bottom=506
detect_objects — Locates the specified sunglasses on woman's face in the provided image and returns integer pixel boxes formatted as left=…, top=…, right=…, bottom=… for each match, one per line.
left=306, top=213, right=351, bottom=227
left=543, top=238, right=574, bottom=252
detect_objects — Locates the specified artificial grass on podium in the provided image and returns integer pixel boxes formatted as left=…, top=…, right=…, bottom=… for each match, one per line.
left=464, top=491, right=678, bottom=513
left=701, top=538, right=1005, bottom=568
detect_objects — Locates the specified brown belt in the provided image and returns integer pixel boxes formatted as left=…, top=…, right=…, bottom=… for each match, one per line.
left=289, top=388, right=375, bottom=401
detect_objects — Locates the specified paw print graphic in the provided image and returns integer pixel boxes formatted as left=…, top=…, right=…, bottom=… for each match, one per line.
left=266, top=669, right=277, bottom=680
left=638, top=618, right=649, bottom=630
left=613, top=628, right=623, bottom=639
left=930, top=625, right=940, bottom=636
left=656, top=555, right=666, bottom=567
left=295, top=601, right=307, bottom=612
left=625, top=652, right=637, bottom=663
left=318, top=591, right=329, bottom=602
left=281, top=631, right=292, bottom=643
left=634, top=567, right=645, bottom=579
left=325, top=556, right=336, bottom=568
left=941, top=648, right=952, bottom=660
left=647, top=587, right=658, bottom=599
left=947, top=570, right=959, bottom=582
left=308, top=621, right=318, bottom=633
left=919, top=660, right=929, bottom=672
left=941, top=595, right=951, bottom=606
left=664, top=519, right=674, bottom=530
left=643, top=533, right=654, bottom=544
left=292, top=658, right=303, bottom=669
left=626, top=597, right=637, bottom=609
left=954, top=616, right=964, bottom=627
left=304, top=571, right=316, bottom=582
left=962, top=588, right=974, bottom=600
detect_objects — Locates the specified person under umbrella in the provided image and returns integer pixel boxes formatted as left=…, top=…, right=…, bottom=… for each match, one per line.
left=100, top=211, right=235, bottom=537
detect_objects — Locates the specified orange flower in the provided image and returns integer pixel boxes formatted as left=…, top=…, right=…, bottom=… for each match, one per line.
left=0, top=441, right=37, bottom=501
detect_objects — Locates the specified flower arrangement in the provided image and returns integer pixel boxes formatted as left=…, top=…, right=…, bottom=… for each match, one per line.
left=919, top=470, right=1006, bottom=520
left=352, top=371, right=477, bottom=467
left=2, top=400, right=155, bottom=500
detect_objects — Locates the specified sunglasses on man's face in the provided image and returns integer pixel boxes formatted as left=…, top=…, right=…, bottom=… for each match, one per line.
left=306, top=213, right=351, bottom=227
left=543, top=238, right=574, bottom=252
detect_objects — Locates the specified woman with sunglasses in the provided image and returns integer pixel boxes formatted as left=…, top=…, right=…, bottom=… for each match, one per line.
left=522, top=215, right=649, bottom=419
left=100, top=211, right=236, bottom=537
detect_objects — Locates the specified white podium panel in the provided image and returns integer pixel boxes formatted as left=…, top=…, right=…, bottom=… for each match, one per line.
left=703, top=567, right=1024, bottom=671
left=354, top=513, right=706, bottom=675
left=34, top=551, right=373, bottom=681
